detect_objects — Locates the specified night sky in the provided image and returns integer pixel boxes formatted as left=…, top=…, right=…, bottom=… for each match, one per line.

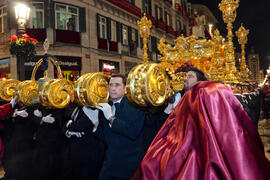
left=189, top=0, right=270, bottom=71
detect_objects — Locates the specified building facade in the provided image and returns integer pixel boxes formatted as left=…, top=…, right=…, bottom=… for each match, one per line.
left=247, top=48, right=261, bottom=83
left=0, top=0, right=215, bottom=81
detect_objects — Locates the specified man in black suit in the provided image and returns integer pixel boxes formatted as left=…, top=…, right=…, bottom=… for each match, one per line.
left=62, top=105, right=105, bottom=180
left=95, top=74, right=146, bottom=180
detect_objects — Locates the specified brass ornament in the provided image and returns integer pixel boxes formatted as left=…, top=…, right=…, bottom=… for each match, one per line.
left=0, top=79, right=20, bottom=101
left=35, top=56, right=74, bottom=108
left=137, top=13, right=152, bottom=64
left=15, top=80, right=38, bottom=106
left=127, top=63, right=171, bottom=106
left=39, top=78, right=74, bottom=108
left=236, top=24, right=250, bottom=84
left=74, top=72, right=109, bottom=106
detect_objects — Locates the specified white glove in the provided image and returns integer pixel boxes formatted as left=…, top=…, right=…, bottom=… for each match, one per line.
left=164, top=92, right=182, bottom=114
left=65, top=130, right=84, bottom=138
left=41, top=114, right=55, bottom=124
left=172, top=92, right=181, bottom=108
left=66, top=120, right=73, bottom=127
left=164, top=103, right=174, bottom=114
left=10, top=96, right=17, bottom=108
left=34, top=109, right=42, bottom=117
left=14, top=109, right=28, bottom=118
left=96, top=103, right=113, bottom=120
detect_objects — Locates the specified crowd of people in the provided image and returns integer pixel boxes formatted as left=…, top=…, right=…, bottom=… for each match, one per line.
left=0, top=67, right=269, bottom=180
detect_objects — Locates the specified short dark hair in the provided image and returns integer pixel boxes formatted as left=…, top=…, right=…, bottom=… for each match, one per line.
left=187, top=67, right=207, bottom=81
left=110, top=74, right=126, bottom=85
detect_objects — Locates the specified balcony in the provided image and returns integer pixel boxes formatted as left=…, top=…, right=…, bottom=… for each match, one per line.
left=121, top=45, right=129, bottom=56
left=145, top=14, right=155, bottom=25
left=155, top=20, right=166, bottom=31
left=166, top=26, right=176, bottom=36
left=56, top=30, right=80, bottom=44
left=109, top=41, right=118, bottom=52
left=176, top=31, right=183, bottom=37
left=164, top=0, right=172, bottom=6
left=26, top=28, right=46, bottom=42
left=107, top=0, right=141, bottom=17
left=130, top=41, right=137, bottom=57
left=98, top=38, right=108, bottom=50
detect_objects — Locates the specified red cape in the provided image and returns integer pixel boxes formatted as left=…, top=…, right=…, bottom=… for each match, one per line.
left=0, top=103, right=12, bottom=120
left=132, top=81, right=270, bottom=180
left=0, top=103, right=13, bottom=158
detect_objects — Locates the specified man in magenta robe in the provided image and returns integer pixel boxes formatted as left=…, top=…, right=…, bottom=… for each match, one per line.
left=132, top=68, right=270, bottom=180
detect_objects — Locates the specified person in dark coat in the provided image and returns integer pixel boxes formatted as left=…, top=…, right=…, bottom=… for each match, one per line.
left=62, top=105, right=105, bottom=180
left=4, top=105, right=36, bottom=180
left=95, top=74, right=146, bottom=180
left=32, top=106, right=64, bottom=180
left=143, top=92, right=182, bottom=153
left=234, top=87, right=262, bottom=128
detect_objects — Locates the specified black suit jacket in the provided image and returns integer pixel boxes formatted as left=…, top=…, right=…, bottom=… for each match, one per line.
left=96, top=96, right=146, bottom=179
left=64, top=106, right=105, bottom=163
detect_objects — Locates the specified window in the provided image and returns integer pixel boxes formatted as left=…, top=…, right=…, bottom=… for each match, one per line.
left=111, top=20, right=117, bottom=41
left=187, top=3, right=191, bottom=16
left=55, top=3, right=79, bottom=31
left=98, top=15, right=107, bottom=39
left=155, top=5, right=163, bottom=21
left=27, top=2, right=44, bottom=29
left=176, top=20, right=181, bottom=31
left=122, top=25, right=128, bottom=45
left=165, top=11, right=172, bottom=26
left=142, top=0, right=151, bottom=14
left=131, top=28, right=136, bottom=42
left=0, top=6, right=7, bottom=33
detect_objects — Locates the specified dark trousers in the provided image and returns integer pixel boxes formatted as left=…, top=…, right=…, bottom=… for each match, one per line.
left=33, top=143, right=62, bottom=180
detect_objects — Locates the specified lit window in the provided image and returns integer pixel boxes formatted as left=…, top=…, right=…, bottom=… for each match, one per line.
left=176, top=20, right=181, bottom=31
left=28, top=2, right=44, bottom=29
left=55, top=3, right=79, bottom=31
left=132, top=28, right=136, bottom=41
left=165, top=11, right=172, bottom=26
left=98, top=15, right=107, bottom=39
left=111, top=20, right=116, bottom=41
left=122, top=25, right=128, bottom=45
left=155, top=5, right=163, bottom=21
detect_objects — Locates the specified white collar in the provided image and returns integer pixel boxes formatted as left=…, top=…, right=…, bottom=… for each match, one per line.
left=113, top=97, right=123, bottom=104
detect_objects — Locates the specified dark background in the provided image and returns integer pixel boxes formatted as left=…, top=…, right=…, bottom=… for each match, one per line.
left=190, top=0, right=270, bottom=72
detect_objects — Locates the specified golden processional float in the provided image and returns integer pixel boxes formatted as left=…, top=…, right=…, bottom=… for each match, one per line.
left=127, top=0, right=252, bottom=107
left=0, top=38, right=110, bottom=108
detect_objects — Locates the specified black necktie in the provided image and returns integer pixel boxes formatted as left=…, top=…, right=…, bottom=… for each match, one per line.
left=114, top=103, right=120, bottom=114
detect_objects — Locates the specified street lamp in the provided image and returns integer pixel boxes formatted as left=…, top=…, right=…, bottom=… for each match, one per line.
left=14, top=3, right=30, bottom=36
left=14, top=2, right=30, bottom=81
